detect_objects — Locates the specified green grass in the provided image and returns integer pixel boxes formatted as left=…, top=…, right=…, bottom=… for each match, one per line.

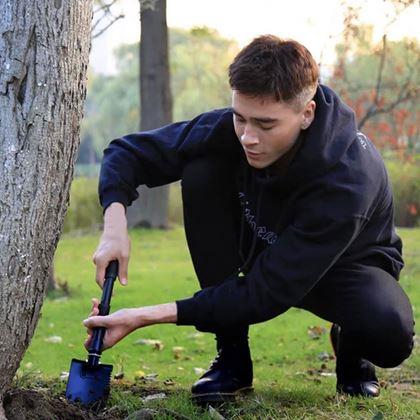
left=20, top=227, right=419, bottom=419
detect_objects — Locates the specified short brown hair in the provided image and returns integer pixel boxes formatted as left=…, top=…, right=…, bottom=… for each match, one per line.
left=229, top=35, right=319, bottom=110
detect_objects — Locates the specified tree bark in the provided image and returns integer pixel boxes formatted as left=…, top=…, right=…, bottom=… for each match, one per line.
left=127, top=0, right=172, bottom=229
left=0, top=1, right=92, bottom=416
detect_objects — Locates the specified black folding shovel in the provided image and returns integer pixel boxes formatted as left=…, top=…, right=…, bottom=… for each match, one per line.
left=65, top=260, right=119, bottom=408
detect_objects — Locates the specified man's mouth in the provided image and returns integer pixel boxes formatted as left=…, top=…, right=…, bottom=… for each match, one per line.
left=245, top=149, right=262, bottom=157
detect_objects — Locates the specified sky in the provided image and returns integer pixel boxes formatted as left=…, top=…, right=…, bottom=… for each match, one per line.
left=90, top=0, right=420, bottom=74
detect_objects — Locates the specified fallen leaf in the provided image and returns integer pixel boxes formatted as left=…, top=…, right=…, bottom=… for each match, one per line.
left=194, top=367, right=206, bottom=376
left=163, top=378, right=175, bottom=386
left=154, top=342, right=164, bottom=351
left=142, top=393, right=166, bottom=403
left=208, top=405, right=226, bottom=420
left=59, top=371, right=69, bottom=380
left=187, top=332, right=203, bottom=339
left=44, top=336, right=62, bottom=344
left=143, top=373, right=159, bottom=382
left=134, top=370, right=146, bottom=379
left=307, top=326, right=327, bottom=340
left=318, top=351, right=334, bottom=361
left=134, top=338, right=163, bottom=347
left=125, top=408, right=158, bottom=420
left=172, top=346, right=184, bottom=359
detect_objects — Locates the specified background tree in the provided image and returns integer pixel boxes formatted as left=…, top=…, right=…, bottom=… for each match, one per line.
left=81, top=27, right=237, bottom=164
left=127, top=0, right=173, bottom=228
left=329, top=0, right=419, bottom=156
left=0, top=1, right=92, bottom=416
left=328, top=0, right=419, bottom=226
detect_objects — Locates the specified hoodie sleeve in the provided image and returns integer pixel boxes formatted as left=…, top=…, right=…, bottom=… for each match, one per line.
left=176, top=180, right=372, bottom=332
left=98, top=109, right=237, bottom=210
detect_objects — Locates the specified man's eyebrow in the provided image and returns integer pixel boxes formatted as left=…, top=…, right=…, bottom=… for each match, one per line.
left=232, top=108, right=278, bottom=123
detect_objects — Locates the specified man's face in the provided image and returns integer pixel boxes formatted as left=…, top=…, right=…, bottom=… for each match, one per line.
left=232, top=90, right=315, bottom=169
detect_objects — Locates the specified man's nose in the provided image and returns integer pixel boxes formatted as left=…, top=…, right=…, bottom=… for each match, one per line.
left=240, top=126, right=259, bottom=146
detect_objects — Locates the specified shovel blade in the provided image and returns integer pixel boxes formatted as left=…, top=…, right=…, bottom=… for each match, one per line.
left=65, top=358, right=113, bottom=408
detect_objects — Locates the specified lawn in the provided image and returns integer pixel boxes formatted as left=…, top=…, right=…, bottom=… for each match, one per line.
left=19, top=227, right=419, bottom=419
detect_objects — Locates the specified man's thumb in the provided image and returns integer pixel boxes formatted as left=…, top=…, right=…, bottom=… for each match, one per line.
left=83, top=315, right=109, bottom=328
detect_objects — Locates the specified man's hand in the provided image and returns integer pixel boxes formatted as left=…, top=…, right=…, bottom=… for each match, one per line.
left=83, top=300, right=178, bottom=350
left=83, top=298, right=140, bottom=350
left=93, top=202, right=130, bottom=288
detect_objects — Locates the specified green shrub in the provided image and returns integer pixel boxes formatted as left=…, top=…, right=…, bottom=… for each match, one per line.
left=64, top=157, right=419, bottom=234
left=168, top=181, right=184, bottom=226
left=63, top=177, right=102, bottom=234
left=63, top=179, right=184, bottom=233
left=386, top=157, right=420, bottom=227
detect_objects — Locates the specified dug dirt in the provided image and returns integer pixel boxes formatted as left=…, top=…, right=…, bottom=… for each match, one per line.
left=4, top=389, right=121, bottom=420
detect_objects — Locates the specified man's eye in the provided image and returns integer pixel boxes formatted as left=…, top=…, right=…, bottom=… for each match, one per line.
left=235, top=116, right=245, bottom=123
left=261, top=125, right=274, bottom=131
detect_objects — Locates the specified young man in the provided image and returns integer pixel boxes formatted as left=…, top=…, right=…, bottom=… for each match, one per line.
left=86, top=36, right=414, bottom=403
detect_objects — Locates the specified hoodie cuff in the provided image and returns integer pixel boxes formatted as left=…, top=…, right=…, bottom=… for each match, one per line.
left=100, top=190, right=130, bottom=213
left=175, top=296, right=201, bottom=327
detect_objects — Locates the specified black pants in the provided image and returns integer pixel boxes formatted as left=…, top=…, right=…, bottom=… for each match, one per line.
left=181, top=156, right=414, bottom=368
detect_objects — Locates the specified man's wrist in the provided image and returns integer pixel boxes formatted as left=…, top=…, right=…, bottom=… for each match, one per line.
left=104, top=202, right=127, bottom=230
left=135, top=303, right=178, bottom=327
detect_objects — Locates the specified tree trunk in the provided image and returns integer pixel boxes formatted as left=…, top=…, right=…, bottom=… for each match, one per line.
left=0, top=1, right=92, bottom=415
left=127, top=0, right=172, bottom=229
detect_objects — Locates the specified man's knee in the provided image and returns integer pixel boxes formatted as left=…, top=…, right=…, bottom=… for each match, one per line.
left=352, top=308, right=415, bottom=368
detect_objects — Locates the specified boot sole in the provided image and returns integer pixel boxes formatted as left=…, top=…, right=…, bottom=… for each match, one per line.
left=192, top=386, right=254, bottom=404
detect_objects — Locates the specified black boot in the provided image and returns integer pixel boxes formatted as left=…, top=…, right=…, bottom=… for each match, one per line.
left=330, top=323, right=380, bottom=397
left=191, top=336, right=253, bottom=404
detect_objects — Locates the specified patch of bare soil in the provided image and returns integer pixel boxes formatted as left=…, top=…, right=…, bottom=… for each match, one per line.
left=4, top=389, right=122, bottom=420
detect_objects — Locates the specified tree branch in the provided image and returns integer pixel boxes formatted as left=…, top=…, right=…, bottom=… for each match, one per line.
left=358, top=79, right=418, bottom=129
left=92, top=14, right=124, bottom=39
left=92, top=0, right=124, bottom=39
left=358, top=35, right=387, bottom=128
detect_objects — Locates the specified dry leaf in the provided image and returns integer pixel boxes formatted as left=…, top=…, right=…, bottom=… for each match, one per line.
left=44, top=336, right=62, bottom=344
left=154, top=342, right=164, bottom=351
left=134, top=338, right=163, bottom=346
left=142, top=393, right=166, bottom=403
left=208, top=405, right=226, bottom=420
left=134, top=370, right=146, bottom=379
left=307, top=326, right=327, bottom=340
left=172, top=346, right=184, bottom=359
left=318, top=351, right=334, bottom=361
left=59, top=371, right=69, bottom=380
left=143, top=373, right=159, bottom=382
left=194, top=367, right=206, bottom=376
left=163, top=378, right=175, bottom=386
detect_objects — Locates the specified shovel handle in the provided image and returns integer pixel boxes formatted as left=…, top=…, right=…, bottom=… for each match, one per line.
left=88, top=260, right=119, bottom=365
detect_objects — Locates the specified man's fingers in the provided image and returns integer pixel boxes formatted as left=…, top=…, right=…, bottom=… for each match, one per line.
left=90, top=298, right=100, bottom=316
left=95, top=260, right=107, bottom=289
left=118, top=258, right=129, bottom=286
left=83, top=315, right=109, bottom=329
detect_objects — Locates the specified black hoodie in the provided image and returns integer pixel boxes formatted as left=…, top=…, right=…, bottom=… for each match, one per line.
left=99, top=85, right=403, bottom=333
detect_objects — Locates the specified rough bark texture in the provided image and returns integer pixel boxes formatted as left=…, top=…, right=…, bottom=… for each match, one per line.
left=127, top=0, right=172, bottom=229
left=0, top=0, right=92, bottom=415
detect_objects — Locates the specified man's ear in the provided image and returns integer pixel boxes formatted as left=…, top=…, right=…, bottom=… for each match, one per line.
left=301, top=100, right=316, bottom=129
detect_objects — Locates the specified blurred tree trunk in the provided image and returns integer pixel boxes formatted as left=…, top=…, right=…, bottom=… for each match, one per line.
left=127, top=0, right=172, bottom=229
left=0, top=1, right=92, bottom=416
left=47, top=263, right=57, bottom=293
